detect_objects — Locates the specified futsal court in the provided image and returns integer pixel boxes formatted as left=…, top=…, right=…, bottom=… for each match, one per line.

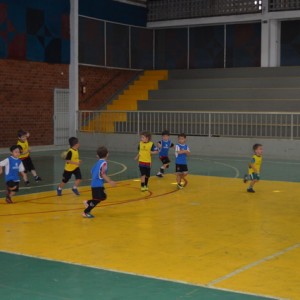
left=0, top=149, right=299, bottom=300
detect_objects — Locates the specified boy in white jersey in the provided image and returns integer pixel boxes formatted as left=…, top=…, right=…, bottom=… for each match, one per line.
left=175, top=133, right=190, bottom=189
left=83, top=146, right=116, bottom=218
left=0, top=145, right=28, bottom=203
left=243, top=143, right=263, bottom=193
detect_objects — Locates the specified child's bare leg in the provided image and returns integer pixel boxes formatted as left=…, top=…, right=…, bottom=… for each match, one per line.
left=58, top=182, right=65, bottom=189
left=176, top=173, right=181, bottom=184
left=31, top=170, right=37, bottom=177
left=74, top=179, right=81, bottom=188
left=182, top=173, right=188, bottom=187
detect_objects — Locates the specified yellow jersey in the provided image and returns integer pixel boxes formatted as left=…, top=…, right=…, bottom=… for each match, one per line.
left=138, top=141, right=155, bottom=164
left=17, top=139, right=30, bottom=159
left=248, top=154, right=262, bottom=174
left=65, top=148, right=80, bottom=172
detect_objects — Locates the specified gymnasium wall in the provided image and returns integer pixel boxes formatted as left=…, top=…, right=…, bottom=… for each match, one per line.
left=0, top=59, right=68, bottom=147
left=281, top=20, right=300, bottom=66
left=79, top=19, right=262, bottom=69
left=79, top=0, right=147, bottom=27
left=78, top=132, right=300, bottom=160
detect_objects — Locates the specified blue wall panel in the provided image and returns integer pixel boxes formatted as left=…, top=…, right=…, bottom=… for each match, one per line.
left=0, top=0, right=70, bottom=63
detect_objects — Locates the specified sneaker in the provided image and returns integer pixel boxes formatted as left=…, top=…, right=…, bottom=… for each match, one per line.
left=83, top=200, right=89, bottom=208
left=24, top=181, right=30, bottom=186
left=156, top=173, right=163, bottom=178
left=5, top=195, right=13, bottom=204
left=177, top=183, right=183, bottom=189
left=56, top=188, right=62, bottom=196
left=144, top=186, right=149, bottom=191
left=247, top=188, right=255, bottom=193
left=141, top=186, right=146, bottom=192
left=35, top=176, right=42, bottom=182
left=243, top=174, right=248, bottom=183
left=72, top=188, right=80, bottom=195
left=82, top=212, right=94, bottom=218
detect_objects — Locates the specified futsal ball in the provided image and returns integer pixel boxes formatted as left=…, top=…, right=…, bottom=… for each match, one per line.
left=60, top=151, right=68, bottom=159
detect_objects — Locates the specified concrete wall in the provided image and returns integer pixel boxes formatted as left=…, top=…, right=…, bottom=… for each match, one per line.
left=77, top=132, right=300, bottom=160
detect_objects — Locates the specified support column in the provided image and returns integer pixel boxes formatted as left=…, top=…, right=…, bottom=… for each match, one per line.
left=261, top=0, right=280, bottom=67
left=69, top=0, right=79, bottom=137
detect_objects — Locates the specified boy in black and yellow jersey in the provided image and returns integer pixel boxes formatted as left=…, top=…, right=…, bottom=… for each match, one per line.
left=17, top=129, right=42, bottom=185
left=243, top=143, right=263, bottom=193
left=135, top=131, right=158, bottom=192
left=57, top=137, right=82, bottom=196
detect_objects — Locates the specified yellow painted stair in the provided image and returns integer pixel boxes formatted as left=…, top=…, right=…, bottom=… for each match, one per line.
left=107, top=70, right=168, bottom=111
left=81, top=70, right=168, bottom=133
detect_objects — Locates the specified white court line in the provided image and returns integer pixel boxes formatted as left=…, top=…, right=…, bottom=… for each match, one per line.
left=0, top=160, right=127, bottom=194
left=207, top=243, right=300, bottom=287
left=190, top=157, right=240, bottom=178
left=0, top=250, right=282, bottom=300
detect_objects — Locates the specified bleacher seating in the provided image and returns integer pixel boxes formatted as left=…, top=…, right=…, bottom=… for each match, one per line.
left=137, top=67, right=300, bottom=112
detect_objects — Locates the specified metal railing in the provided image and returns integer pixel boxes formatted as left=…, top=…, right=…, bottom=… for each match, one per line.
left=78, top=110, right=300, bottom=139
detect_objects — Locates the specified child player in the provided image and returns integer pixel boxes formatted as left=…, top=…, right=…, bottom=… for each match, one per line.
left=243, top=143, right=263, bottom=193
left=156, top=130, right=174, bottom=178
left=17, top=129, right=42, bottom=185
left=83, top=146, right=116, bottom=218
left=175, top=133, right=190, bottom=189
left=135, top=131, right=158, bottom=191
left=57, top=137, right=82, bottom=196
left=0, top=145, right=28, bottom=203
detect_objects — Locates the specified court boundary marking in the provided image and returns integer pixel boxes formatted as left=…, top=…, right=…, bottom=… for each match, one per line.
left=207, top=243, right=300, bottom=287
left=0, top=159, right=127, bottom=194
left=0, top=250, right=283, bottom=300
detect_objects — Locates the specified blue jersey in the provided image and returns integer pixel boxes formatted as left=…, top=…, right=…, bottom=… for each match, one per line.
left=175, top=144, right=190, bottom=165
left=91, top=159, right=107, bottom=188
left=158, top=140, right=173, bottom=157
left=0, top=156, right=25, bottom=182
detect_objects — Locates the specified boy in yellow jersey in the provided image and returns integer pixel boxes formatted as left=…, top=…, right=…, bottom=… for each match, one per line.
left=17, top=129, right=42, bottom=185
left=135, top=131, right=158, bottom=191
left=57, top=137, right=82, bottom=196
left=243, top=143, right=263, bottom=193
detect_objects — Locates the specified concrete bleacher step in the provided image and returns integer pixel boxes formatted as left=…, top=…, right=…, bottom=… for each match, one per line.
left=168, top=67, right=300, bottom=79
left=159, top=77, right=300, bottom=89
left=148, top=88, right=300, bottom=100
left=138, top=99, right=300, bottom=112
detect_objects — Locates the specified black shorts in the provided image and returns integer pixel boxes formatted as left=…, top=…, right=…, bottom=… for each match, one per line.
left=139, top=166, right=151, bottom=177
left=21, top=156, right=35, bottom=172
left=62, top=167, right=82, bottom=183
left=92, top=187, right=107, bottom=201
left=176, top=164, right=188, bottom=173
left=6, top=180, right=20, bottom=192
left=160, top=156, right=170, bottom=165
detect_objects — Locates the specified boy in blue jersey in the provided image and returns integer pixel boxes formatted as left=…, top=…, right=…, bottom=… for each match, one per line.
left=82, top=146, right=116, bottom=218
left=175, top=133, right=190, bottom=189
left=156, top=130, right=174, bottom=178
left=0, top=145, right=28, bottom=203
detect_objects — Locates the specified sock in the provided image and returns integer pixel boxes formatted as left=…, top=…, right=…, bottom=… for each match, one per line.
left=145, top=177, right=149, bottom=186
left=85, top=200, right=100, bottom=213
left=141, top=182, right=145, bottom=187
left=160, top=168, right=164, bottom=174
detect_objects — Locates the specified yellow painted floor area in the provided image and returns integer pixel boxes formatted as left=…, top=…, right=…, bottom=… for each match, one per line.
left=1, top=174, right=299, bottom=300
